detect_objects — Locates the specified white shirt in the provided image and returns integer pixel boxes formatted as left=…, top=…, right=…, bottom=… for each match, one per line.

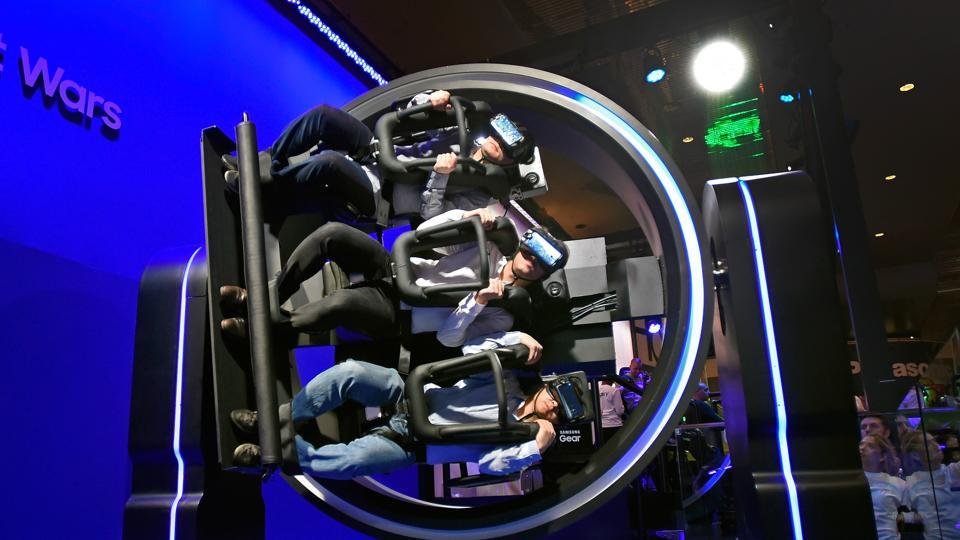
left=865, top=471, right=906, bottom=540
left=905, top=463, right=960, bottom=540
left=599, top=384, right=624, bottom=428
left=407, top=209, right=515, bottom=346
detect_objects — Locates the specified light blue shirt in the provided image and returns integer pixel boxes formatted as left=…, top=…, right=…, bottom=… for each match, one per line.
left=423, top=332, right=540, bottom=475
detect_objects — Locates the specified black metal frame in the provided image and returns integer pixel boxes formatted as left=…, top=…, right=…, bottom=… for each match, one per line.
left=703, top=171, right=875, bottom=539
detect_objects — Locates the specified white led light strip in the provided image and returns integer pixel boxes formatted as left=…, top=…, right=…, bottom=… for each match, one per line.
left=169, top=247, right=204, bottom=540
left=738, top=179, right=804, bottom=540
left=285, top=0, right=388, bottom=87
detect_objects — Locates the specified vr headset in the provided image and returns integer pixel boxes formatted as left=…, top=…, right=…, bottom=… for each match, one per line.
left=486, top=113, right=535, bottom=165
left=543, top=372, right=594, bottom=424
left=519, top=227, right=569, bottom=275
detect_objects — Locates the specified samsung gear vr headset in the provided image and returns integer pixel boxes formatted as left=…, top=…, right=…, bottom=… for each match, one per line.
left=519, top=227, right=568, bottom=276
left=486, top=113, right=536, bottom=165
left=543, top=372, right=593, bottom=424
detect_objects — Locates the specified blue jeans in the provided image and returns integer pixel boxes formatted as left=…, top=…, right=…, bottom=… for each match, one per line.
left=291, top=360, right=415, bottom=479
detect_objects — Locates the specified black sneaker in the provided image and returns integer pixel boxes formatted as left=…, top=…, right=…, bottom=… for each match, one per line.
left=233, top=443, right=261, bottom=467
left=230, top=409, right=258, bottom=434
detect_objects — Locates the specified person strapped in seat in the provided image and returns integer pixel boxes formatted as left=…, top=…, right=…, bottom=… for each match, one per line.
left=220, top=90, right=536, bottom=222
left=220, top=207, right=569, bottom=354
left=228, top=332, right=593, bottom=480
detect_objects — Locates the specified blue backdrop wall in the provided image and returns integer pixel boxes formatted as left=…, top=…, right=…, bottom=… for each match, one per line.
left=0, top=1, right=372, bottom=538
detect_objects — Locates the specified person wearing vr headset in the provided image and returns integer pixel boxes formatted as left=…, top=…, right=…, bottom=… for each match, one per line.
left=230, top=331, right=587, bottom=478
left=221, top=90, right=534, bottom=220
left=220, top=207, right=569, bottom=357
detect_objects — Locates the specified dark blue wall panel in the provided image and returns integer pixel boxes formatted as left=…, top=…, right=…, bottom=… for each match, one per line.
left=0, top=1, right=368, bottom=538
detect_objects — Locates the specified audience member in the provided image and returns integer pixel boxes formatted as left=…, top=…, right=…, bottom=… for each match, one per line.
left=599, top=380, right=624, bottom=443
left=860, top=433, right=906, bottom=540
left=901, top=430, right=960, bottom=539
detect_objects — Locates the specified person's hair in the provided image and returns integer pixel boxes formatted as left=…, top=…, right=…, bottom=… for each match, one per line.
left=861, top=433, right=900, bottom=475
left=517, top=374, right=547, bottom=398
left=901, top=430, right=937, bottom=454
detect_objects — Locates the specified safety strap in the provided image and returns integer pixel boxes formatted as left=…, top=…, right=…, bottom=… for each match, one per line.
left=397, top=342, right=412, bottom=376
left=374, top=425, right=426, bottom=461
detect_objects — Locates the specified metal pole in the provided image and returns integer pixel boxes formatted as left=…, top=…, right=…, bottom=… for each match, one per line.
left=235, top=112, right=281, bottom=469
left=790, top=1, right=906, bottom=411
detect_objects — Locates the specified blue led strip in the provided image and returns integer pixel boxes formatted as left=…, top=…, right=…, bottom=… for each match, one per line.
left=284, top=0, right=388, bottom=87
left=682, top=454, right=732, bottom=507
left=738, top=179, right=804, bottom=540
left=569, top=94, right=705, bottom=490
left=169, top=247, right=204, bottom=540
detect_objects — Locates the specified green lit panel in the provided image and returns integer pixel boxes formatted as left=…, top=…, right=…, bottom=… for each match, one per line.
left=705, top=97, right=763, bottom=151
left=705, top=96, right=768, bottom=177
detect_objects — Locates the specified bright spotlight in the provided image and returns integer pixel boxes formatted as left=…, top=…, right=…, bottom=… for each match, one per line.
left=647, top=319, right=662, bottom=334
left=693, top=41, right=746, bottom=93
left=643, top=48, right=667, bottom=84
left=646, top=68, right=666, bottom=84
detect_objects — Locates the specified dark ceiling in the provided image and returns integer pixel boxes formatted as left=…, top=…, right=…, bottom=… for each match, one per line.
left=320, top=0, right=960, bottom=341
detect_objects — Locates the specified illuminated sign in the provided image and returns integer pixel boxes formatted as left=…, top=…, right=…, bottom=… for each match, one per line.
left=705, top=96, right=766, bottom=177
left=705, top=98, right=762, bottom=150
left=0, top=33, right=122, bottom=132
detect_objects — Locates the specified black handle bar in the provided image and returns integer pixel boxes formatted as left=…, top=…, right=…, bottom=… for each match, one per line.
left=405, top=344, right=538, bottom=445
left=391, top=216, right=490, bottom=305
left=374, top=96, right=491, bottom=176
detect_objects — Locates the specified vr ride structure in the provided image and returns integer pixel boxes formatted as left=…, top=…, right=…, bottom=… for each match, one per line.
left=124, top=64, right=871, bottom=539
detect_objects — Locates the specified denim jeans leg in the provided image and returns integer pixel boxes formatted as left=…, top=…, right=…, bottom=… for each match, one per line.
left=269, top=105, right=373, bottom=168
left=274, top=150, right=376, bottom=216
left=295, top=431, right=415, bottom=480
left=291, top=360, right=404, bottom=423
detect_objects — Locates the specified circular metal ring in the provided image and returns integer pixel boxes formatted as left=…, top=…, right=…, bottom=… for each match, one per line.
left=283, top=63, right=713, bottom=539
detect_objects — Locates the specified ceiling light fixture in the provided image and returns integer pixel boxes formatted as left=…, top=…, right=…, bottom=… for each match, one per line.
left=885, top=174, right=896, bottom=181
left=643, top=48, right=667, bottom=84
left=692, top=41, right=746, bottom=93
left=682, top=136, right=694, bottom=143
left=874, top=232, right=885, bottom=238
left=899, top=83, right=915, bottom=92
